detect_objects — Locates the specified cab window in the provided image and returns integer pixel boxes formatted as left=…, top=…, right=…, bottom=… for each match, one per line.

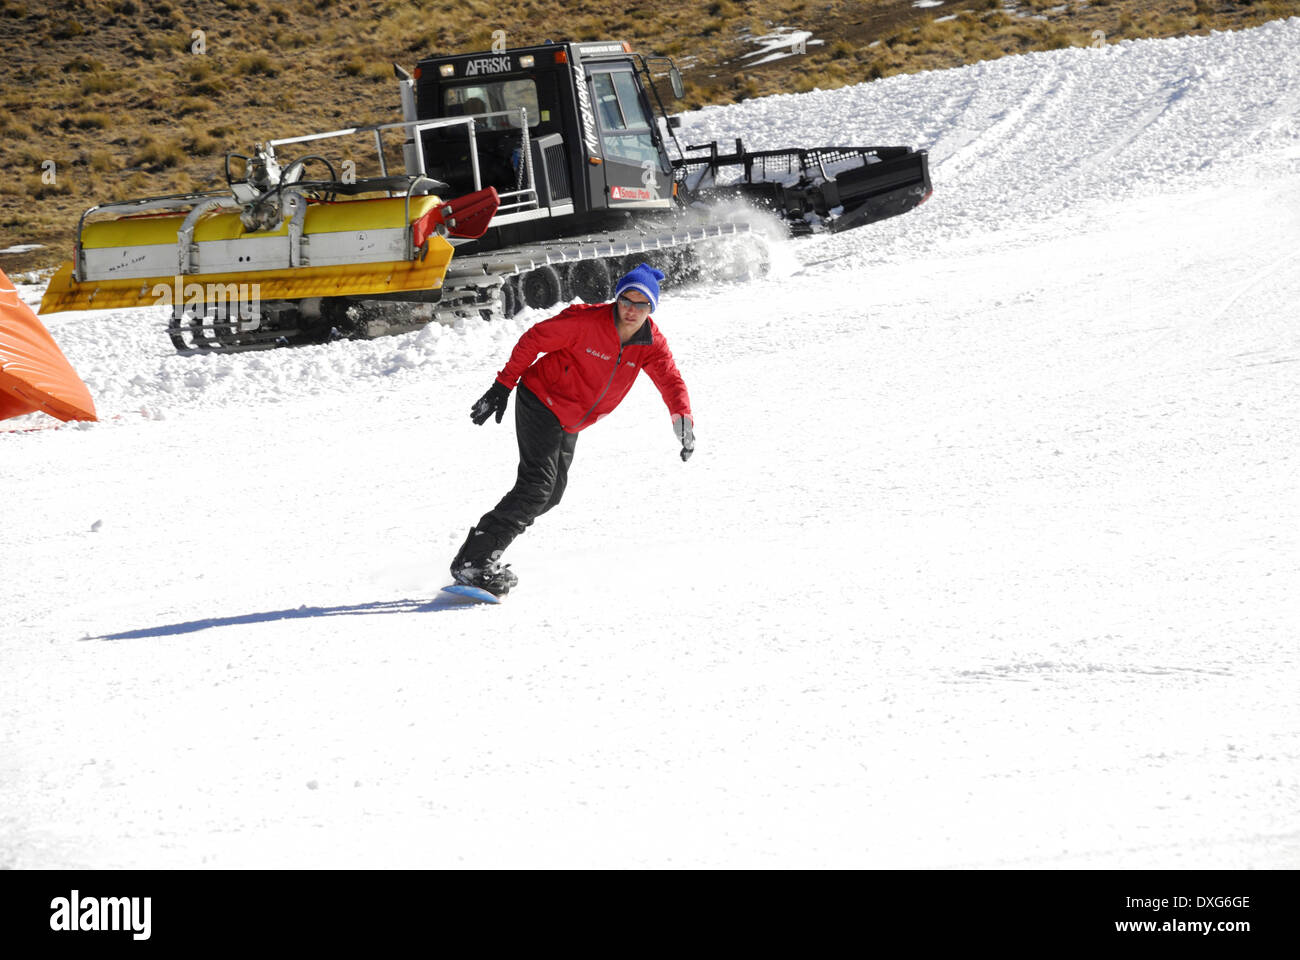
left=444, top=79, right=542, bottom=130
left=591, top=70, right=658, bottom=166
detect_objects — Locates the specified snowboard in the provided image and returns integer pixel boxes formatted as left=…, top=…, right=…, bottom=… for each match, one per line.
left=441, top=583, right=504, bottom=604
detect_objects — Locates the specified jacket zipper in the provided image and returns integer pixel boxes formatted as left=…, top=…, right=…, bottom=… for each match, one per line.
left=570, top=342, right=624, bottom=431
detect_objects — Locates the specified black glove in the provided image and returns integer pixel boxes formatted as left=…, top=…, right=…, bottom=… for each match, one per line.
left=672, top=413, right=695, bottom=462
left=471, top=382, right=510, bottom=425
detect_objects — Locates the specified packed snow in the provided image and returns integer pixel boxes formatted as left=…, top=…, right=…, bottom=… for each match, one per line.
left=3, top=21, right=1299, bottom=868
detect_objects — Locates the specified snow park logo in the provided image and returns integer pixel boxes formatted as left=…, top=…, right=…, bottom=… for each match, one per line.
left=49, top=890, right=151, bottom=940
left=152, top=276, right=262, bottom=323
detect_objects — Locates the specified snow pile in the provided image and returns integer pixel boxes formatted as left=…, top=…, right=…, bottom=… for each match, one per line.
left=682, top=19, right=1300, bottom=250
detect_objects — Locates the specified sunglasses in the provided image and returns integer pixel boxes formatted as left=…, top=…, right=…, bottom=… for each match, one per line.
left=616, top=295, right=652, bottom=311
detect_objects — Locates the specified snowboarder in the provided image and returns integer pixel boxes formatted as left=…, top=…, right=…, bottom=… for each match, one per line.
left=450, top=263, right=695, bottom=596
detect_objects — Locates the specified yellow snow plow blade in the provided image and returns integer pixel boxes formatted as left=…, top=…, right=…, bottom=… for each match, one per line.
left=37, top=185, right=501, bottom=316
left=38, top=240, right=455, bottom=315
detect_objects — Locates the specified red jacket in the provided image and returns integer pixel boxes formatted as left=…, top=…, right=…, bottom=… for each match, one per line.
left=496, top=302, right=690, bottom=433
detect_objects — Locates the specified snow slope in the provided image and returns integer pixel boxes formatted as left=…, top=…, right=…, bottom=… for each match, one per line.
left=3, top=21, right=1299, bottom=869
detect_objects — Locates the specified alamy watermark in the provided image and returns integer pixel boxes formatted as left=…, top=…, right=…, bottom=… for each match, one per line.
left=152, top=276, right=262, bottom=322
left=641, top=159, right=660, bottom=200
left=50, top=890, right=151, bottom=941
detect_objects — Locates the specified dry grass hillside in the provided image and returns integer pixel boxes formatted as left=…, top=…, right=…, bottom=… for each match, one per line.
left=1, top=0, right=1296, bottom=275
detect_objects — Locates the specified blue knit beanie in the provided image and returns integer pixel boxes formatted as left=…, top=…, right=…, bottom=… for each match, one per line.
left=614, top=262, right=666, bottom=312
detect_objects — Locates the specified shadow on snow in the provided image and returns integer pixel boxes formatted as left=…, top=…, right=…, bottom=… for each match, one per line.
left=88, top=593, right=490, bottom=641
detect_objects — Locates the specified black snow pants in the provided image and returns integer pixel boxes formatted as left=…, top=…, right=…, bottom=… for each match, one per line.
left=473, top=385, right=577, bottom=557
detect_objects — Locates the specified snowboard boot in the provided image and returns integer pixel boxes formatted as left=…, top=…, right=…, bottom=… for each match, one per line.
left=449, top=526, right=519, bottom=597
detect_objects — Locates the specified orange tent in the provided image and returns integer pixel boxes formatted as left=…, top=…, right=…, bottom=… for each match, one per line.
left=0, top=267, right=97, bottom=423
